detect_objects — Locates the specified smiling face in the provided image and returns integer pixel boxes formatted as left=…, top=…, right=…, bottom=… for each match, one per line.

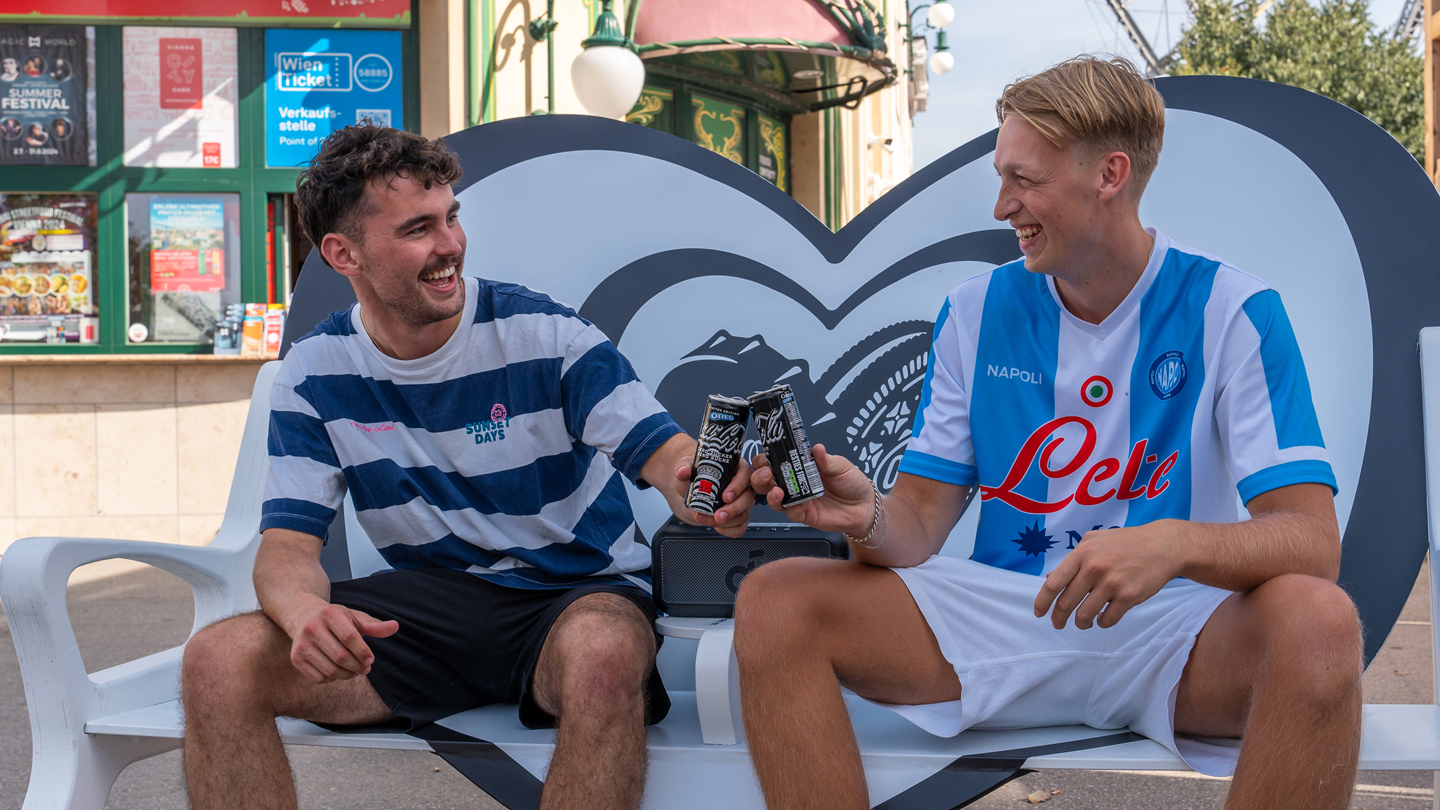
left=347, top=173, right=466, bottom=330
left=992, top=116, right=1119, bottom=278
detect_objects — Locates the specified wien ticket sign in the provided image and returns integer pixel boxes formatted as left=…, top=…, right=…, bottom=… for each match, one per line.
left=264, top=29, right=401, bottom=168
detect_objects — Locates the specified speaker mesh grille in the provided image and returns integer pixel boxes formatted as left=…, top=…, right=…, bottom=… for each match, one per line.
left=659, top=538, right=835, bottom=606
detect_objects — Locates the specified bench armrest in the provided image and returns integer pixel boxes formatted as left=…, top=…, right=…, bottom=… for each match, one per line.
left=1, top=534, right=258, bottom=740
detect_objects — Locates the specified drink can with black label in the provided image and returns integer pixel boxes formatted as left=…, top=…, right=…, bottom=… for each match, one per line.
left=686, top=395, right=751, bottom=515
left=749, top=384, right=825, bottom=508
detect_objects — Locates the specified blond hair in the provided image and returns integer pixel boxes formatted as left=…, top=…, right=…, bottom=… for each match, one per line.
left=996, top=56, right=1165, bottom=195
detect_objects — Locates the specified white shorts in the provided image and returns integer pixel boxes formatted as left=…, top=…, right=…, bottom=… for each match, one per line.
left=874, top=555, right=1238, bottom=776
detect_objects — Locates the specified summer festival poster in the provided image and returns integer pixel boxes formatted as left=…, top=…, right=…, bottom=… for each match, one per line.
left=0, top=193, right=97, bottom=341
left=150, top=198, right=226, bottom=293
left=0, top=25, right=89, bottom=166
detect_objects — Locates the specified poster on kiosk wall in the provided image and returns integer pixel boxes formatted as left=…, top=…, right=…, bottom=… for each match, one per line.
left=265, top=29, right=403, bottom=167
left=0, top=25, right=90, bottom=166
left=149, top=198, right=226, bottom=293
left=122, top=27, right=238, bottom=168
left=0, top=193, right=98, bottom=343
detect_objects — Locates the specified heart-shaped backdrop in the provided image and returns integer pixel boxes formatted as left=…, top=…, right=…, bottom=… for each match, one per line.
left=285, top=75, right=1440, bottom=665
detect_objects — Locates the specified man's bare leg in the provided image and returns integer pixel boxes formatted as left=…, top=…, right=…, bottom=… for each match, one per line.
left=529, top=592, right=659, bottom=810
left=733, top=557, right=962, bottom=810
left=181, top=611, right=394, bottom=810
left=1175, top=573, right=1363, bottom=810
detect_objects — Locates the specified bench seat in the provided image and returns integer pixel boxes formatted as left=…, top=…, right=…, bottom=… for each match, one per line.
left=79, top=691, right=1440, bottom=809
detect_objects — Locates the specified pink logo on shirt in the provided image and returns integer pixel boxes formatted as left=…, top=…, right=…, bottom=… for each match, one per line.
left=491, top=403, right=507, bottom=422
left=350, top=421, right=395, bottom=434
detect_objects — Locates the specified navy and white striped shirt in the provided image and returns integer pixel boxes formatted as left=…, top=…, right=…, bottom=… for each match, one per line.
left=260, top=276, right=684, bottom=590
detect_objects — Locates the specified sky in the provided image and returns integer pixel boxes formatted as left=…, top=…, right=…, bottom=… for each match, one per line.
left=909, top=0, right=1414, bottom=168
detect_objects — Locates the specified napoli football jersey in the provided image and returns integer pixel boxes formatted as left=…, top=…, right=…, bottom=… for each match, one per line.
left=898, top=228, right=1336, bottom=576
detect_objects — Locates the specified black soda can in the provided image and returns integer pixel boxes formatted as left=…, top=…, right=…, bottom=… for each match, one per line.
left=686, top=395, right=751, bottom=515
left=749, top=383, right=825, bottom=508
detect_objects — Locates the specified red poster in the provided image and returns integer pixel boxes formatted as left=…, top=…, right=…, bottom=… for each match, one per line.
left=202, top=142, right=220, bottom=167
left=159, top=38, right=203, bottom=109
left=151, top=248, right=225, bottom=292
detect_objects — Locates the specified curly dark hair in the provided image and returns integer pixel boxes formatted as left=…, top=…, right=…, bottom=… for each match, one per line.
left=294, top=126, right=462, bottom=247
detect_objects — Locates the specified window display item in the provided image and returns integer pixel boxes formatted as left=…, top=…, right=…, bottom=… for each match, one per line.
left=0, top=25, right=91, bottom=166
left=263, top=305, right=284, bottom=359
left=123, top=27, right=237, bottom=168
left=212, top=302, right=243, bottom=355
left=240, top=312, right=263, bottom=356
left=126, top=192, right=240, bottom=345
left=0, top=192, right=97, bottom=343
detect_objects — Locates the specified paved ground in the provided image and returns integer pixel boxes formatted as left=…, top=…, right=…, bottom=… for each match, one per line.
left=0, top=558, right=1432, bottom=809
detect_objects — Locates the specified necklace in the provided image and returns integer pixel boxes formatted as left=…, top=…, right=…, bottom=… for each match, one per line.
left=359, top=306, right=397, bottom=359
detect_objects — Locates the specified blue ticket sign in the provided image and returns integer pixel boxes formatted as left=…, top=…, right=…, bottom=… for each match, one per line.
left=264, top=29, right=402, bottom=168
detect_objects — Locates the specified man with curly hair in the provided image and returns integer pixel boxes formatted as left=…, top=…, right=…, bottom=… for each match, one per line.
left=180, top=126, right=754, bottom=810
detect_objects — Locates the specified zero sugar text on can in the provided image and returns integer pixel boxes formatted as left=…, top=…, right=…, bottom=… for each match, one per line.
left=749, top=384, right=825, bottom=508
left=686, top=395, right=751, bottom=515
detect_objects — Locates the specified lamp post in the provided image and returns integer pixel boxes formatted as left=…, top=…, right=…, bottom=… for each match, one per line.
left=901, top=0, right=955, bottom=78
left=528, top=0, right=559, bottom=114
left=572, top=0, right=646, bottom=119
left=930, top=30, right=953, bottom=75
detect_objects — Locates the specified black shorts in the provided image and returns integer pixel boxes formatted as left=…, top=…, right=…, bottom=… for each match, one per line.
left=316, top=568, right=669, bottom=733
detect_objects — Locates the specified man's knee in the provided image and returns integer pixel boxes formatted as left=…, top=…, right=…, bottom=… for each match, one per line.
left=182, top=612, right=286, bottom=711
left=733, top=557, right=846, bottom=659
left=543, top=595, right=654, bottom=713
left=1252, top=574, right=1363, bottom=700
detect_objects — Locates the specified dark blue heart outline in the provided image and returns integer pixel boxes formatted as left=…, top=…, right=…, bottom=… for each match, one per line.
left=289, top=75, right=1440, bottom=664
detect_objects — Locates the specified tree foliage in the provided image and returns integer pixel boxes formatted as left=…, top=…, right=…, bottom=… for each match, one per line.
left=1169, top=0, right=1423, bottom=161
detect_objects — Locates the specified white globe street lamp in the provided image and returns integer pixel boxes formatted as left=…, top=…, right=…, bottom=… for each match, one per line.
left=571, top=0, right=645, bottom=119
left=926, top=0, right=955, bottom=30
left=929, top=30, right=954, bottom=75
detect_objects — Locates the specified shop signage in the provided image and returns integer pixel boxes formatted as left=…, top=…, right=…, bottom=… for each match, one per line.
left=0, top=0, right=411, bottom=27
left=0, top=193, right=98, bottom=343
left=158, top=37, right=202, bottom=108
left=123, top=27, right=238, bottom=168
left=264, top=29, right=402, bottom=167
left=0, top=25, right=89, bottom=166
left=149, top=198, right=226, bottom=293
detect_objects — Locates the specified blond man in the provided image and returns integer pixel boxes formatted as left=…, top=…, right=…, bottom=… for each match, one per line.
left=738, top=57, right=1362, bottom=810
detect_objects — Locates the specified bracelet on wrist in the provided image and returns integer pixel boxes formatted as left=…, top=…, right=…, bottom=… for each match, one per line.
left=843, top=480, right=887, bottom=550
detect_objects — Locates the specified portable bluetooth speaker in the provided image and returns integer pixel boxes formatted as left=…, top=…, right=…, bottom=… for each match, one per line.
left=650, top=506, right=848, bottom=617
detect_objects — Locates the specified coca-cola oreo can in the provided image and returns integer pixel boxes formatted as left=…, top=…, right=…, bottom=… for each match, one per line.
left=749, top=384, right=825, bottom=508
left=686, top=395, right=751, bottom=515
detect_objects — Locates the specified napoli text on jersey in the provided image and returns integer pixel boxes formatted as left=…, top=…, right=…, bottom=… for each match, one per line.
left=898, top=229, right=1336, bottom=576
left=259, top=276, right=683, bottom=590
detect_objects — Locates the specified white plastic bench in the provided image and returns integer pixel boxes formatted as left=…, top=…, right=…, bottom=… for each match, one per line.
left=5, top=345, right=1440, bottom=809
left=7, top=74, right=1440, bottom=808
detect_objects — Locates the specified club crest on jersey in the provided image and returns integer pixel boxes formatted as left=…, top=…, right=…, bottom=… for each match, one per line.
left=1081, top=375, right=1113, bottom=407
left=1149, top=351, right=1188, bottom=400
left=979, top=415, right=1178, bottom=513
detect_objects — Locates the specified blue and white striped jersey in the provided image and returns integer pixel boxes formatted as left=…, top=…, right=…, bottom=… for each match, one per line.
left=260, top=276, right=684, bottom=590
left=899, top=229, right=1335, bottom=576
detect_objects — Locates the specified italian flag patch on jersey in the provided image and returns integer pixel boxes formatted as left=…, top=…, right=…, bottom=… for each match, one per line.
left=1082, top=375, right=1113, bottom=407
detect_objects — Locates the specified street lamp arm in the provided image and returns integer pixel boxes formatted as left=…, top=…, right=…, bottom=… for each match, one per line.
left=526, top=0, right=558, bottom=115
left=624, top=0, right=643, bottom=41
